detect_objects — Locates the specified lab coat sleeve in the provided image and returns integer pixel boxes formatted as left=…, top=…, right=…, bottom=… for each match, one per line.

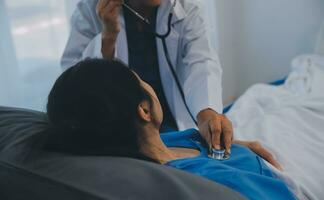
left=82, top=32, right=104, bottom=60
left=61, top=0, right=103, bottom=71
left=180, top=3, right=223, bottom=118
left=82, top=32, right=119, bottom=60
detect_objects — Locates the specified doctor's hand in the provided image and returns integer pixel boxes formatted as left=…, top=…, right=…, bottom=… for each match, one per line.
left=97, top=0, right=123, bottom=34
left=97, top=0, right=124, bottom=58
left=197, top=108, right=233, bottom=154
left=233, top=140, right=283, bottom=171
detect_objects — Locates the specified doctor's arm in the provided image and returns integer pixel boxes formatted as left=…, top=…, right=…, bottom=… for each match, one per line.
left=97, top=0, right=123, bottom=58
left=180, top=4, right=233, bottom=152
left=61, top=0, right=101, bottom=70
left=61, top=0, right=121, bottom=70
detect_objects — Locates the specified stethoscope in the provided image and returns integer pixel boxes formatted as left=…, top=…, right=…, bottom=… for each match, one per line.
left=123, top=0, right=229, bottom=161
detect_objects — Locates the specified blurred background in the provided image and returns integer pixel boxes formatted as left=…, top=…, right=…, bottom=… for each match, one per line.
left=0, top=0, right=324, bottom=111
left=0, top=0, right=79, bottom=110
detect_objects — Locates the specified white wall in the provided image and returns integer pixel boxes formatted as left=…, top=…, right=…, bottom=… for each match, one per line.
left=64, top=0, right=80, bottom=20
left=315, top=21, right=324, bottom=54
left=215, top=0, right=324, bottom=105
left=215, top=1, right=240, bottom=105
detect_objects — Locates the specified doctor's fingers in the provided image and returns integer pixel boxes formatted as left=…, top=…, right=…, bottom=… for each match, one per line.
left=221, top=116, right=233, bottom=154
left=97, top=0, right=109, bottom=10
left=97, top=0, right=124, bottom=8
left=198, top=124, right=212, bottom=149
left=209, top=119, right=222, bottom=150
left=97, top=0, right=124, bottom=14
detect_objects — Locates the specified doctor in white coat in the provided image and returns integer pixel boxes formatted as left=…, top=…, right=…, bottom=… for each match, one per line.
left=61, top=0, right=233, bottom=153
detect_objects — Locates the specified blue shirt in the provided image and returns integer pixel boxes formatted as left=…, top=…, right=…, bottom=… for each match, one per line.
left=161, top=129, right=296, bottom=200
left=124, top=7, right=178, bottom=133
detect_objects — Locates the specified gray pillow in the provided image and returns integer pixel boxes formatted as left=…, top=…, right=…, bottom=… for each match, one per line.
left=0, top=106, right=245, bottom=200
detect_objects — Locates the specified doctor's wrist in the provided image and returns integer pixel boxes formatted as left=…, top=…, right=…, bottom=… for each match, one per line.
left=102, top=29, right=118, bottom=42
left=101, top=31, right=118, bottom=59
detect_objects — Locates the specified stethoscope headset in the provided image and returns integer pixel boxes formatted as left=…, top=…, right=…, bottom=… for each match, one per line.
left=123, top=0, right=198, bottom=127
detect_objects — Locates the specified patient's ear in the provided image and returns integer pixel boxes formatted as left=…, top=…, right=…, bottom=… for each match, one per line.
left=137, top=100, right=152, bottom=122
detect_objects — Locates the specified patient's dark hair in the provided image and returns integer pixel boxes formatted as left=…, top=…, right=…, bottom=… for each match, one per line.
left=45, top=59, right=152, bottom=160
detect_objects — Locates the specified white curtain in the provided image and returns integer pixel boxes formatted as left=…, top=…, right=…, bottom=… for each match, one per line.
left=0, top=0, right=79, bottom=111
left=0, top=0, right=19, bottom=106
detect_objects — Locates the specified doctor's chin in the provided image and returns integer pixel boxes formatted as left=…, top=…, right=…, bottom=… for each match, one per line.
left=1, top=0, right=323, bottom=199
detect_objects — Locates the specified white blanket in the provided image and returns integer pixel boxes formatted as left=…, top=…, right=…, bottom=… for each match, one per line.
left=226, top=55, right=324, bottom=200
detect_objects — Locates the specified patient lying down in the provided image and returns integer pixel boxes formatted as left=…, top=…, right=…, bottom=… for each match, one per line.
left=44, top=59, right=296, bottom=200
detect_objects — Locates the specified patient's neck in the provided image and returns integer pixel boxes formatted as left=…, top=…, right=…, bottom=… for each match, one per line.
left=137, top=124, right=176, bottom=164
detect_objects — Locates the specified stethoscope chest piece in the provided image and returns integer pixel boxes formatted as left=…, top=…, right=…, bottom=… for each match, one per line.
left=209, top=149, right=230, bottom=161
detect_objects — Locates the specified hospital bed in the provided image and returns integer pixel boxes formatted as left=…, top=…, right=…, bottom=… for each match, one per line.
left=225, top=54, right=324, bottom=200
left=223, top=78, right=287, bottom=114
left=0, top=77, right=288, bottom=200
left=1, top=54, right=323, bottom=200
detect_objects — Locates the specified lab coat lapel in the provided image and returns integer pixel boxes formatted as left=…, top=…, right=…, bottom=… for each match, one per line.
left=156, top=0, right=186, bottom=68
left=156, top=0, right=193, bottom=130
left=156, top=1, right=178, bottom=126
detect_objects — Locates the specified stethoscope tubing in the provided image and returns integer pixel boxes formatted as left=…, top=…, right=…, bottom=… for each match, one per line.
left=122, top=0, right=229, bottom=159
left=122, top=0, right=198, bottom=126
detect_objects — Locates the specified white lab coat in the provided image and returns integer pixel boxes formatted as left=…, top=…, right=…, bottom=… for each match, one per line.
left=61, top=0, right=223, bottom=130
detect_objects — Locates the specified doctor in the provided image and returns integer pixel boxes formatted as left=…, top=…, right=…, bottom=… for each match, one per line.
left=61, top=0, right=233, bottom=152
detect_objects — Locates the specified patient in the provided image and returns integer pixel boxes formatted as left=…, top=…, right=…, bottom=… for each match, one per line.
left=45, top=59, right=296, bottom=200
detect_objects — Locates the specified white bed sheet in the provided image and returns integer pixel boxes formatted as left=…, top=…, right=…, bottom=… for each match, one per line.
left=226, top=55, right=324, bottom=200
